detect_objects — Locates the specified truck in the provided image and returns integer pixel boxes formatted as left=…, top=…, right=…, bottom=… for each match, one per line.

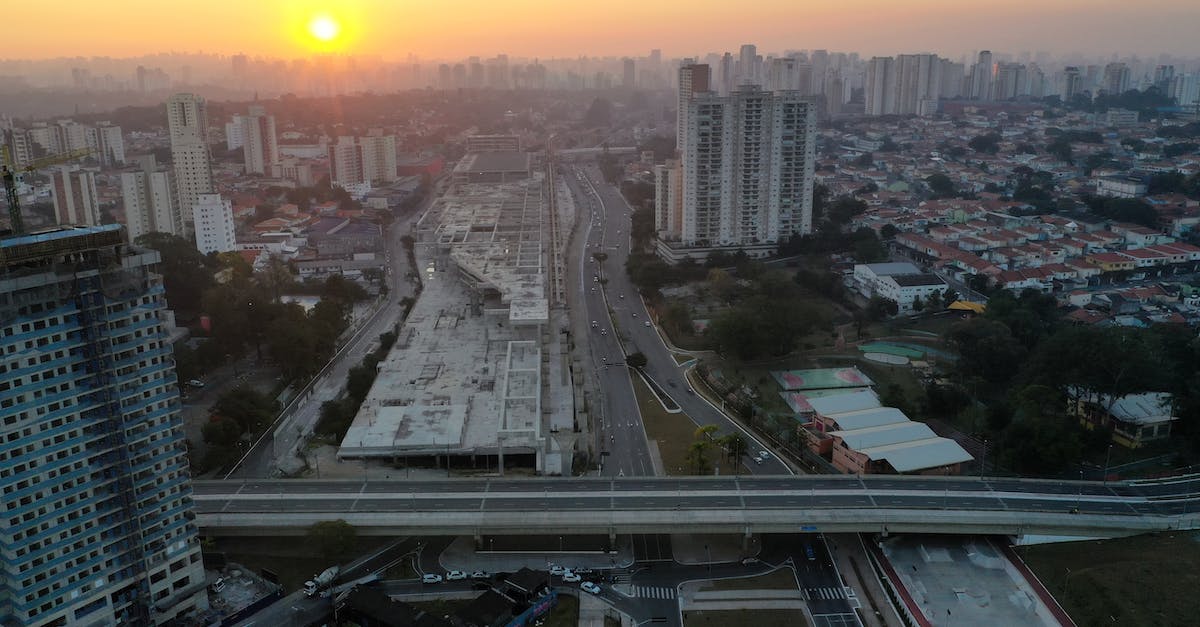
left=303, top=566, right=340, bottom=597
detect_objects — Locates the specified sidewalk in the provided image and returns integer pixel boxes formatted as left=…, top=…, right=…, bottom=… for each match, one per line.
left=828, top=534, right=906, bottom=627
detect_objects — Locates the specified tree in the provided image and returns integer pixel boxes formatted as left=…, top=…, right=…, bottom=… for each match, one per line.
left=321, top=274, right=368, bottom=304
left=822, top=197, right=869, bottom=231
left=707, top=268, right=738, bottom=304
left=911, top=296, right=924, bottom=312
left=865, top=296, right=899, bottom=321
left=880, top=224, right=899, bottom=240
left=265, top=303, right=325, bottom=380
left=925, top=173, right=957, bottom=197
left=686, top=441, right=711, bottom=475
left=213, top=388, right=278, bottom=435
left=924, top=290, right=942, bottom=312
left=966, top=274, right=990, bottom=294
left=201, top=416, right=243, bottom=447
left=346, top=363, right=379, bottom=403
left=968, top=133, right=1002, bottom=154
left=135, top=233, right=215, bottom=316
left=948, top=318, right=1027, bottom=384
left=1086, top=196, right=1159, bottom=229
left=307, top=520, right=358, bottom=561
left=852, top=229, right=888, bottom=263
left=660, top=302, right=694, bottom=339
left=718, top=433, right=748, bottom=461
left=626, top=352, right=648, bottom=369
left=688, top=425, right=719, bottom=475
left=1046, top=139, right=1073, bottom=163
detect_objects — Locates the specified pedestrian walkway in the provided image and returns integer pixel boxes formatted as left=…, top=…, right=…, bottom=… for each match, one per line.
left=803, top=586, right=849, bottom=600
left=631, top=585, right=676, bottom=600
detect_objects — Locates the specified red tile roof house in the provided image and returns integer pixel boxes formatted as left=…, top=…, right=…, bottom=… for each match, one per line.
left=1119, top=247, right=1171, bottom=268
left=1066, top=259, right=1102, bottom=279
left=997, top=268, right=1052, bottom=291
left=1152, top=242, right=1200, bottom=262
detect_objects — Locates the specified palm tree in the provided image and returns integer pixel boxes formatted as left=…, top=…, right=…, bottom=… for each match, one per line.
left=719, top=433, right=747, bottom=461
left=689, top=425, right=720, bottom=475
left=687, top=441, right=711, bottom=475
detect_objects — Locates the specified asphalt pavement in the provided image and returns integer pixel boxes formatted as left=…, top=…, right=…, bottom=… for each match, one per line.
left=572, top=163, right=792, bottom=476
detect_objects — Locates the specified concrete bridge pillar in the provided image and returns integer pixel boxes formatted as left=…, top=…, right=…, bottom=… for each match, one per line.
left=474, top=533, right=482, bottom=550
left=609, top=530, right=617, bottom=550
left=742, top=529, right=754, bottom=552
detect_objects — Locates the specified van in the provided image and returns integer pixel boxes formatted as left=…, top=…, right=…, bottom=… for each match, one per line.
left=209, top=578, right=226, bottom=593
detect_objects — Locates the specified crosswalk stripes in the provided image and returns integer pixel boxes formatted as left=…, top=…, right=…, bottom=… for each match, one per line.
left=632, top=586, right=677, bottom=600
left=801, top=586, right=847, bottom=601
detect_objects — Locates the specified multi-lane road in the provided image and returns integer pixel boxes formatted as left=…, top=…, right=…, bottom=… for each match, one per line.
left=193, top=474, right=1200, bottom=536
left=565, top=164, right=656, bottom=476
left=567, top=162, right=792, bottom=475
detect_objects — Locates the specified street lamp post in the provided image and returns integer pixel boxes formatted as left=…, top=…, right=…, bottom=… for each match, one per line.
left=1076, top=469, right=1084, bottom=511
left=979, top=439, right=988, bottom=480
left=1102, top=444, right=1113, bottom=485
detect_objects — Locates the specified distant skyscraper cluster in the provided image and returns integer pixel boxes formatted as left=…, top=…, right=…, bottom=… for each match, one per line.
left=2, top=119, right=125, bottom=169
left=328, top=131, right=398, bottom=188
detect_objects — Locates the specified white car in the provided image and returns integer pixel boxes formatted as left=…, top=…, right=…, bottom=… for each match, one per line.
left=471, top=570, right=490, bottom=580
left=422, top=573, right=443, bottom=584
left=549, top=565, right=566, bottom=576
left=445, top=570, right=468, bottom=581
left=186, top=379, right=205, bottom=388
left=644, top=321, right=651, bottom=327
left=580, top=581, right=602, bottom=594
left=562, top=570, right=582, bottom=583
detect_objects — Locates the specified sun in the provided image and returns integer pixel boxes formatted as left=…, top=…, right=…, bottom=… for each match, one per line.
left=308, top=15, right=340, bottom=42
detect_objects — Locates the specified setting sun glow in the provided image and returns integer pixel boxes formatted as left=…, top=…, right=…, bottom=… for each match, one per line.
left=308, top=16, right=340, bottom=42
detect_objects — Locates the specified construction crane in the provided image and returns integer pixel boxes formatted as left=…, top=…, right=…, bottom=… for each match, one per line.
left=1, top=146, right=93, bottom=236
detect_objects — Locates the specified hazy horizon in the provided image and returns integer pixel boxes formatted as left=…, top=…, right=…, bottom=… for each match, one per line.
left=6, top=0, right=1200, bottom=62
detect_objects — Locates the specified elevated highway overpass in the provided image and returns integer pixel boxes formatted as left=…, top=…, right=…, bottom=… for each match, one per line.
left=191, top=474, right=1200, bottom=539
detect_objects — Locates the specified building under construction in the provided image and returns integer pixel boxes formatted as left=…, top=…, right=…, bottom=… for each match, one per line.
left=0, top=224, right=208, bottom=625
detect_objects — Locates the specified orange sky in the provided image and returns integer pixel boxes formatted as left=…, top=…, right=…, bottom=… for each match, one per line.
left=7, top=0, right=1200, bottom=60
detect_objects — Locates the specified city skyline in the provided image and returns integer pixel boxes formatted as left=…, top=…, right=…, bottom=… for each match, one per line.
left=5, top=1, right=1200, bottom=61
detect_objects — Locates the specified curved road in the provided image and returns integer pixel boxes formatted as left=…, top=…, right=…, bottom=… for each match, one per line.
left=570, top=162, right=791, bottom=475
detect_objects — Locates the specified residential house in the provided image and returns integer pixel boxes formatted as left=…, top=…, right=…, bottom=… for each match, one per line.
left=1072, top=391, right=1177, bottom=449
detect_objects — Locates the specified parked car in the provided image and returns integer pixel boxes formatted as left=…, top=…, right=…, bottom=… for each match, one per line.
left=471, top=571, right=490, bottom=579
left=580, top=581, right=602, bottom=594
left=562, top=570, right=582, bottom=583
left=186, top=379, right=205, bottom=388
left=549, top=565, right=566, bottom=576
left=445, top=571, right=468, bottom=581
left=422, top=574, right=443, bottom=584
